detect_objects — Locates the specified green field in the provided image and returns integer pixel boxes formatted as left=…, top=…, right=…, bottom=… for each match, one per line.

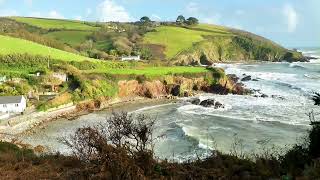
left=0, top=35, right=93, bottom=61
left=45, top=30, right=92, bottom=46
left=11, top=17, right=99, bottom=31
left=83, top=66, right=209, bottom=76
left=144, top=25, right=232, bottom=59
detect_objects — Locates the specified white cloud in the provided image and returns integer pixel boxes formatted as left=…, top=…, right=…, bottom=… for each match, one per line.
left=0, top=9, right=18, bottom=17
left=202, top=14, right=221, bottom=24
left=186, top=2, right=199, bottom=13
left=74, top=15, right=82, bottom=21
left=97, top=0, right=132, bottom=22
left=86, top=8, right=92, bottom=17
left=47, top=10, right=64, bottom=19
left=151, top=14, right=161, bottom=21
left=24, top=0, right=32, bottom=6
left=283, top=3, right=298, bottom=33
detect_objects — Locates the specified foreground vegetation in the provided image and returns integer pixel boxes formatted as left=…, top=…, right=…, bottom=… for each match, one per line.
left=0, top=94, right=319, bottom=179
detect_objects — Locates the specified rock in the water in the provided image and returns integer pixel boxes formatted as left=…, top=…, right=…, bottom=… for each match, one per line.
left=271, top=95, right=285, bottom=100
left=200, top=99, right=215, bottom=107
left=252, top=79, right=259, bottom=81
left=261, top=94, right=268, bottom=98
left=227, top=74, right=239, bottom=83
left=189, top=98, right=201, bottom=105
left=214, top=101, right=224, bottom=109
left=241, top=75, right=252, bottom=82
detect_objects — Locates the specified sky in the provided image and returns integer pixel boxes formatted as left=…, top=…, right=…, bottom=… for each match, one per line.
left=0, top=0, right=319, bottom=47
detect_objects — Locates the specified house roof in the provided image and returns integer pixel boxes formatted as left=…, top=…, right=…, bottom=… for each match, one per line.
left=0, top=96, right=24, bottom=104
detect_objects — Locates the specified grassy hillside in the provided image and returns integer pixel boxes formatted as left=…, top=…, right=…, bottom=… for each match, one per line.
left=10, top=17, right=99, bottom=31
left=45, top=30, right=92, bottom=46
left=83, top=66, right=209, bottom=77
left=0, top=35, right=92, bottom=61
left=143, top=24, right=304, bottom=64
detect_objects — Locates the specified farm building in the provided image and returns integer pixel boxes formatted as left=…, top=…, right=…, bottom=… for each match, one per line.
left=121, top=55, right=141, bottom=61
left=0, top=96, right=27, bottom=114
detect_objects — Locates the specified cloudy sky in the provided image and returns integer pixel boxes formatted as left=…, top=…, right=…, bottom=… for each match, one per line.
left=0, top=0, right=319, bottom=47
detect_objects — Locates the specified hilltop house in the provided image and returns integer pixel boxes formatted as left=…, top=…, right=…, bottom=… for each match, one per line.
left=121, top=55, right=141, bottom=61
left=0, top=96, right=27, bottom=114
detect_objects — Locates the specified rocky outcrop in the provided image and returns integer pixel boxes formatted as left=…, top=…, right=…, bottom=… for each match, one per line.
left=189, top=98, right=225, bottom=109
left=118, top=80, right=167, bottom=99
left=200, top=99, right=216, bottom=107
left=118, top=73, right=249, bottom=100
left=241, top=75, right=252, bottom=82
left=173, top=34, right=306, bottom=65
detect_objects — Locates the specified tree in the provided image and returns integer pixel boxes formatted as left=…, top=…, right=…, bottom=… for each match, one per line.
left=312, top=92, right=320, bottom=106
left=176, top=15, right=186, bottom=24
left=186, top=17, right=199, bottom=25
left=140, top=16, right=151, bottom=24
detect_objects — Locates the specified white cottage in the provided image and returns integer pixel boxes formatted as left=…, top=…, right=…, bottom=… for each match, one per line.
left=121, top=55, right=141, bottom=61
left=0, top=96, right=27, bottom=114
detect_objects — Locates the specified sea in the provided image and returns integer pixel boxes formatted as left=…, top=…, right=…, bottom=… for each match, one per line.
left=21, top=47, right=320, bottom=161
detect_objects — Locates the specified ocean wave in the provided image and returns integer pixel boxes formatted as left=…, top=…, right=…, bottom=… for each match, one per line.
left=289, top=63, right=307, bottom=70
left=304, top=74, right=320, bottom=79
left=132, top=103, right=173, bottom=113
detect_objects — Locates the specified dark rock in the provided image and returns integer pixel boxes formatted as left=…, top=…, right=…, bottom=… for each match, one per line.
left=271, top=95, right=285, bottom=100
left=210, top=84, right=229, bottom=95
left=241, top=75, right=252, bottom=82
left=232, top=83, right=251, bottom=95
left=189, top=98, right=201, bottom=105
left=227, top=74, right=239, bottom=83
left=252, top=79, right=259, bottom=81
left=200, top=99, right=215, bottom=107
left=167, top=84, right=180, bottom=96
left=261, top=94, right=268, bottom=98
left=214, top=101, right=224, bottom=109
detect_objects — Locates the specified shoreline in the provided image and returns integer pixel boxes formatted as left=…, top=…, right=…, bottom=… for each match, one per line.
left=0, top=96, right=179, bottom=142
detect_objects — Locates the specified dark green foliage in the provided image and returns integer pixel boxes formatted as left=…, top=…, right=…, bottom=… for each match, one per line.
left=312, top=93, right=320, bottom=106
left=186, top=17, right=199, bottom=25
left=176, top=15, right=186, bottom=24
left=140, top=16, right=152, bottom=24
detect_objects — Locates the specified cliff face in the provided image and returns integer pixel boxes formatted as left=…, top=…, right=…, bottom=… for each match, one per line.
left=174, top=33, right=305, bottom=65
left=118, top=73, right=249, bottom=99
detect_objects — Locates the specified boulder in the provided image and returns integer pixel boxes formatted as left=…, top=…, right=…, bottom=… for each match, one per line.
left=167, top=84, right=181, bottom=96
left=200, top=99, right=216, bottom=107
left=214, top=101, right=224, bottom=109
left=241, top=75, right=252, bottom=82
left=189, top=98, right=201, bottom=105
left=227, top=74, right=239, bottom=83
left=261, top=94, right=268, bottom=98
left=271, top=95, right=285, bottom=100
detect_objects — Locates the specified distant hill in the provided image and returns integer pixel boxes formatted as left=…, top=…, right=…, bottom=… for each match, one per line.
left=0, top=17, right=305, bottom=64
left=10, top=17, right=99, bottom=31
left=143, top=24, right=304, bottom=65
left=0, top=35, right=92, bottom=61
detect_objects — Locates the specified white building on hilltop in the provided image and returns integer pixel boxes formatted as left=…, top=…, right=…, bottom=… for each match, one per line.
left=121, top=55, right=141, bottom=61
left=0, top=96, right=27, bottom=114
